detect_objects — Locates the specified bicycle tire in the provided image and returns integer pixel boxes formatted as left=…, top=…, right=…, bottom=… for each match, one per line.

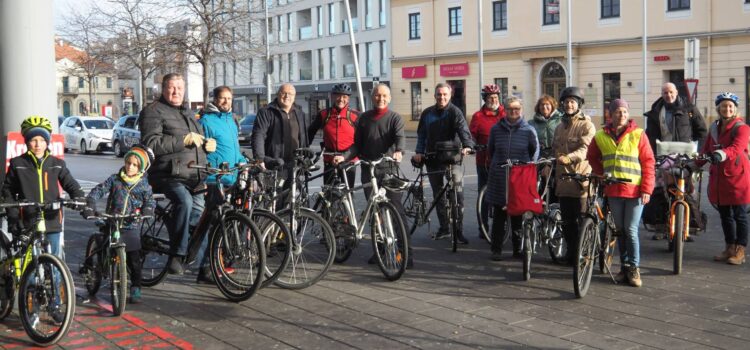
left=673, top=202, right=686, bottom=275
left=274, top=208, right=335, bottom=289
left=450, top=187, right=458, bottom=253
left=0, top=246, right=14, bottom=320
left=574, top=217, right=597, bottom=298
left=111, top=247, right=128, bottom=316
left=477, top=185, right=493, bottom=244
left=83, top=234, right=103, bottom=295
left=138, top=213, right=170, bottom=287
left=546, top=204, right=566, bottom=263
left=18, top=253, right=75, bottom=346
left=323, top=198, right=357, bottom=264
left=522, top=220, right=533, bottom=281
left=371, top=201, right=408, bottom=281
left=599, top=212, right=617, bottom=275
left=210, top=211, right=265, bottom=302
left=251, top=209, right=292, bottom=289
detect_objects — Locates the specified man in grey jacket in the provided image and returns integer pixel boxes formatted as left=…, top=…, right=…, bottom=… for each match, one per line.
left=139, top=73, right=216, bottom=275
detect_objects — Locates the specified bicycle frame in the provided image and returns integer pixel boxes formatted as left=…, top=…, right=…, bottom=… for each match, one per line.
left=667, top=169, right=691, bottom=242
left=406, top=163, right=457, bottom=236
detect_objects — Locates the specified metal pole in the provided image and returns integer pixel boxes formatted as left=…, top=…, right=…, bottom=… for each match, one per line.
left=566, top=0, right=572, bottom=86
left=343, top=0, right=365, bottom=110
left=478, top=0, right=484, bottom=108
left=265, top=0, right=272, bottom=103
left=642, top=0, right=648, bottom=122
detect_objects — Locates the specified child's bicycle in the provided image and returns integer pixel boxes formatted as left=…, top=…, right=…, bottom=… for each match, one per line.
left=0, top=199, right=84, bottom=346
left=80, top=212, right=147, bottom=316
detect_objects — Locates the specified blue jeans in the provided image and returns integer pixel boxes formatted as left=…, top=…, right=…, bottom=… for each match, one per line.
left=47, top=231, right=62, bottom=259
left=162, top=182, right=205, bottom=257
left=608, top=197, right=644, bottom=267
left=717, top=204, right=749, bottom=247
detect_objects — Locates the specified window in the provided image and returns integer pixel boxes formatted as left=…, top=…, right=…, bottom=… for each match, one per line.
left=93, top=76, right=99, bottom=89
left=288, top=53, right=293, bottom=80
left=317, top=6, right=323, bottom=36
left=287, top=13, right=292, bottom=40
left=213, top=63, right=218, bottom=86
left=410, top=82, right=422, bottom=121
left=62, top=76, right=69, bottom=92
left=379, top=40, right=387, bottom=77
left=602, top=73, right=621, bottom=114
left=318, top=49, right=325, bottom=79
left=232, top=60, right=237, bottom=84
left=448, top=7, right=462, bottom=36
left=601, top=0, right=620, bottom=18
left=379, top=0, right=386, bottom=26
left=222, top=62, right=227, bottom=85
left=277, top=15, right=282, bottom=42
left=543, top=0, right=560, bottom=25
left=366, top=42, right=374, bottom=76
left=492, top=1, right=507, bottom=31
left=248, top=21, right=253, bottom=42
left=408, top=13, right=420, bottom=40
left=248, top=58, right=253, bottom=82
left=668, top=0, right=690, bottom=11
left=329, top=47, right=336, bottom=78
left=365, top=0, right=372, bottom=29
left=106, top=77, right=112, bottom=89
left=328, top=3, right=335, bottom=34
left=79, top=77, right=85, bottom=88
left=493, top=78, right=509, bottom=104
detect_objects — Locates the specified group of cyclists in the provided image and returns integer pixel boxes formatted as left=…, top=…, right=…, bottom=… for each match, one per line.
left=1, top=70, right=748, bottom=344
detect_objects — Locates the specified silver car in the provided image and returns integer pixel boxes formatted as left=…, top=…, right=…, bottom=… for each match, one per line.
left=60, top=116, right=115, bottom=154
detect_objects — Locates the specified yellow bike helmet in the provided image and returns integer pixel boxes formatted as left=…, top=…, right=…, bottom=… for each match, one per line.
left=21, top=115, right=53, bottom=133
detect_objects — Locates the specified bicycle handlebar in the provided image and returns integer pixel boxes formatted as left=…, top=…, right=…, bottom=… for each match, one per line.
left=561, top=172, right=631, bottom=185
left=86, top=212, right=152, bottom=221
left=0, top=198, right=86, bottom=211
left=500, top=158, right=555, bottom=168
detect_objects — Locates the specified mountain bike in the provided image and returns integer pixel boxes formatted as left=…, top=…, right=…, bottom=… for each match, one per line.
left=0, top=199, right=83, bottom=345
left=313, top=156, right=409, bottom=280
left=561, top=173, right=628, bottom=298
left=80, top=212, right=146, bottom=316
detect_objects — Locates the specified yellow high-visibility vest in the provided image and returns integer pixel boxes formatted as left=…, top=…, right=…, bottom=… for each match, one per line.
left=594, top=128, right=643, bottom=185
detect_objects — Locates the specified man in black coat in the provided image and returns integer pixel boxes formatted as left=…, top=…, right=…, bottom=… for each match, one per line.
left=252, top=83, right=310, bottom=165
left=644, top=82, right=707, bottom=154
left=139, top=73, right=217, bottom=275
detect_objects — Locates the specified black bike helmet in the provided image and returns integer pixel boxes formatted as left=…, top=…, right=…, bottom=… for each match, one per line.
left=331, top=83, right=353, bottom=96
left=559, top=86, right=584, bottom=105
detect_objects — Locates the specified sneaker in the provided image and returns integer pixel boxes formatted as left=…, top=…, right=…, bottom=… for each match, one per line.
left=652, top=233, right=665, bottom=241
left=433, top=231, right=450, bottom=240
left=627, top=267, right=642, bottom=287
left=130, top=287, right=142, bottom=304
left=168, top=257, right=184, bottom=275
left=491, top=252, right=504, bottom=261
left=614, top=268, right=628, bottom=283
left=196, top=267, right=216, bottom=285
left=456, top=232, right=469, bottom=245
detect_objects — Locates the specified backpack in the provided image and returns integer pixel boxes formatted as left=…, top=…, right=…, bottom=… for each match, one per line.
left=322, top=108, right=355, bottom=127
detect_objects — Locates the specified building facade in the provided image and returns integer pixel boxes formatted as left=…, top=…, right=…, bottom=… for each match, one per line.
left=211, top=0, right=391, bottom=118
left=391, top=0, right=750, bottom=130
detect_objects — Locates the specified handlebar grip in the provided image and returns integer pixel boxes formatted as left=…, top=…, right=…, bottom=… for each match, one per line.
left=264, top=157, right=285, bottom=169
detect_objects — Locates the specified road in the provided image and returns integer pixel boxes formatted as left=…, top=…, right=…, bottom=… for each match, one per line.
left=1, top=144, right=750, bottom=349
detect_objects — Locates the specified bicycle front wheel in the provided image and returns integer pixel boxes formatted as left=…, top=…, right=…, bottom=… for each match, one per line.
left=546, top=204, right=566, bottom=263
left=449, top=187, right=459, bottom=253
left=0, top=247, right=14, bottom=320
left=522, top=219, right=533, bottom=281
left=138, top=213, right=170, bottom=287
left=599, top=212, right=617, bottom=275
left=111, top=247, right=128, bottom=316
left=210, top=211, right=265, bottom=302
left=371, top=201, right=408, bottom=281
left=18, top=253, right=76, bottom=346
left=274, top=208, right=335, bottom=289
left=477, top=185, right=493, bottom=243
left=83, top=234, right=103, bottom=295
left=574, top=218, right=597, bottom=298
left=251, top=209, right=291, bottom=289
left=673, top=202, right=687, bottom=275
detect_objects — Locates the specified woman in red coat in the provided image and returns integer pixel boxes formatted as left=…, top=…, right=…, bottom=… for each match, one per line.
left=697, top=92, right=750, bottom=265
left=470, top=84, right=506, bottom=237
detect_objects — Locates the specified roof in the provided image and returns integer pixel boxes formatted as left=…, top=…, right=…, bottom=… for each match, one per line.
left=55, top=39, right=88, bottom=65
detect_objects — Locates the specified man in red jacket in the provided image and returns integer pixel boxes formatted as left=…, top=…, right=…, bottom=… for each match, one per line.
left=469, top=84, right=506, bottom=238
left=308, top=83, right=359, bottom=186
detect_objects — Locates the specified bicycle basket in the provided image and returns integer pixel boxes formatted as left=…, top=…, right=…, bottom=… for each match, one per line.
left=381, top=174, right=410, bottom=192
left=435, top=141, right=462, bottom=165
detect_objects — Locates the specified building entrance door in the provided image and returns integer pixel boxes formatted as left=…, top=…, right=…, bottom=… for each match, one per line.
left=541, top=62, right=566, bottom=100
left=667, top=69, right=688, bottom=101
left=309, top=95, right=329, bottom=120
left=446, top=79, right=466, bottom=116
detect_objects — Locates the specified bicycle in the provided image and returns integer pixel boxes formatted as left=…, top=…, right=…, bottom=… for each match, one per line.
left=138, top=163, right=266, bottom=302
left=560, top=173, right=629, bottom=298
left=500, top=159, right=565, bottom=280
left=313, top=156, right=409, bottom=280
left=80, top=212, right=146, bottom=316
left=252, top=148, right=336, bottom=289
left=0, top=199, right=83, bottom=345
left=402, top=145, right=472, bottom=252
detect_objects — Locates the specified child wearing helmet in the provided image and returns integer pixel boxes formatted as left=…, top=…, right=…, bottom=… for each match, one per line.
left=83, top=145, right=156, bottom=303
left=2, top=115, right=86, bottom=258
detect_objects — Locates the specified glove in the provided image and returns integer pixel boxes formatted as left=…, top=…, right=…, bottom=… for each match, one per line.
left=82, top=207, right=95, bottom=219
left=183, top=132, right=205, bottom=147
left=710, top=151, right=726, bottom=164
left=204, top=138, right=217, bottom=153
left=557, top=154, right=572, bottom=165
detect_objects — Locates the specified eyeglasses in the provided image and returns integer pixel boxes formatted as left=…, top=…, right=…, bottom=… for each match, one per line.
left=279, top=92, right=295, bottom=97
left=508, top=107, right=522, bottom=112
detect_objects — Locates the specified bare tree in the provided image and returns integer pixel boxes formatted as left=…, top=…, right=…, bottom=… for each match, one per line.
left=58, top=6, right=113, bottom=115
left=96, top=0, right=170, bottom=111
left=166, top=0, right=266, bottom=105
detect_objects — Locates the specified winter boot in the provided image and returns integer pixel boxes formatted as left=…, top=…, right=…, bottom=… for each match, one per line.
left=627, top=266, right=642, bottom=287
left=714, top=244, right=735, bottom=262
left=727, top=245, right=746, bottom=265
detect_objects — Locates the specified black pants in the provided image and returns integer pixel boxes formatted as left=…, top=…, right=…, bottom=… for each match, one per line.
left=426, top=163, right=464, bottom=234
left=717, top=204, right=750, bottom=247
left=490, top=206, right=522, bottom=254
left=559, top=196, right=588, bottom=261
left=323, top=162, right=356, bottom=188
left=126, top=250, right=142, bottom=288
left=361, top=164, right=410, bottom=258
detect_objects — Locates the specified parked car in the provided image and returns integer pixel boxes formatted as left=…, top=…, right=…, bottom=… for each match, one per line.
left=60, top=116, right=114, bottom=154
left=238, top=114, right=255, bottom=146
left=112, top=115, right=141, bottom=157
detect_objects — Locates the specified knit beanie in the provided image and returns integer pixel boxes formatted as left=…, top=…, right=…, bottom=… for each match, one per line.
left=124, top=146, right=151, bottom=173
left=608, top=98, right=629, bottom=114
left=23, top=127, right=51, bottom=144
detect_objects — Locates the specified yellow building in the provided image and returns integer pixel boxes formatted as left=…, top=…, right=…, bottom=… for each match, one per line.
left=390, top=0, right=750, bottom=130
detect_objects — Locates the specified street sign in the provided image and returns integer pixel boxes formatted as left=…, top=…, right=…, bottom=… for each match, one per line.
left=685, top=79, right=699, bottom=105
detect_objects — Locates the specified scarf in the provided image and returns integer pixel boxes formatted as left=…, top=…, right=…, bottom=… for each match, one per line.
left=119, top=169, right=144, bottom=186
left=657, top=106, right=674, bottom=142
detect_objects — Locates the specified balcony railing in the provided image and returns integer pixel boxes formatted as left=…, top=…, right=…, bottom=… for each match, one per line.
left=298, top=26, right=313, bottom=40
left=343, top=64, right=355, bottom=78
left=61, top=86, right=79, bottom=94
left=299, top=67, right=312, bottom=81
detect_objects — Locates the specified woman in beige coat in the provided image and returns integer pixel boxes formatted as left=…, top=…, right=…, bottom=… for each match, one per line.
left=552, top=87, right=596, bottom=264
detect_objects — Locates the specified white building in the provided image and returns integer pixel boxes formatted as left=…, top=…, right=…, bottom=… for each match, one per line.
left=212, top=0, right=391, bottom=117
